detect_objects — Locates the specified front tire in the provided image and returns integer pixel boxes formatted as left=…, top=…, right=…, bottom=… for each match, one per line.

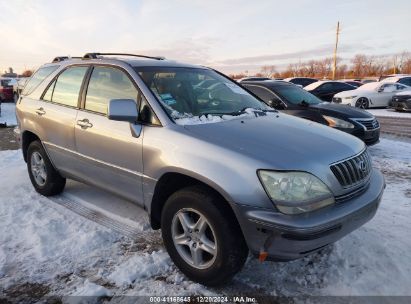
left=355, top=97, right=369, bottom=109
left=161, top=185, right=248, bottom=286
left=27, top=140, right=66, bottom=196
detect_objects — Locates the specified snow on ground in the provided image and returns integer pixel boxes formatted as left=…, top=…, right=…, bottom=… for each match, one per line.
left=0, top=137, right=410, bottom=300
left=366, top=108, right=411, bottom=118
left=0, top=102, right=17, bottom=127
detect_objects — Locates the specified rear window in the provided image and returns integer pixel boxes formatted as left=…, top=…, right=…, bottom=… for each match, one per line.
left=22, top=65, right=59, bottom=95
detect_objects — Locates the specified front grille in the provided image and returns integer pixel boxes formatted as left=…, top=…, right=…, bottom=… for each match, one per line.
left=330, top=150, right=372, bottom=188
left=393, top=95, right=411, bottom=102
left=332, top=97, right=342, bottom=104
left=354, top=118, right=380, bottom=130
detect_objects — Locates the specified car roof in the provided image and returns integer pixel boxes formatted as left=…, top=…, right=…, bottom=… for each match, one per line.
left=43, top=54, right=208, bottom=70
left=284, top=77, right=317, bottom=80
left=382, top=75, right=411, bottom=83
left=241, top=79, right=294, bottom=89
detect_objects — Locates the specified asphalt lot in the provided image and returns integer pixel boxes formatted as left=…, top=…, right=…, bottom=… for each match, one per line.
left=0, top=127, right=18, bottom=150
left=378, top=116, right=411, bottom=138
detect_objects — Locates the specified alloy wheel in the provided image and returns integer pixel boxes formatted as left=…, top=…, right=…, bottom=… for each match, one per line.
left=171, top=208, right=217, bottom=269
left=30, top=151, right=47, bottom=186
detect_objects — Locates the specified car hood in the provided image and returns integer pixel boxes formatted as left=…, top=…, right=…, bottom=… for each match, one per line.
left=310, top=102, right=374, bottom=118
left=183, top=113, right=364, bottom=170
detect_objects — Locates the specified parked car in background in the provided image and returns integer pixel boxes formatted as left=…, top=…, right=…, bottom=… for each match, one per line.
left=0, top=78, right=14, bottom=102
left=378, top=74, right=409, bottom=82
left=283, top=77, right=318, bottom=87
left=333, top=82, right=409, bottom=109
left=361, top=79, right=377, bottom=84
left=237, top=76, right=271, bottom=82
left=304, top=80, right=355, bottom=102
left=389, top=90, right=411, bottom=112
left=342, top=80, right=363, bottom=88
left=242, top=80, right=380, bottom=145
left=15, top=53, right=385, bottom=285
left=17, top=77, right=30, bottom=95
left=381, top=75, right=411, bottom=86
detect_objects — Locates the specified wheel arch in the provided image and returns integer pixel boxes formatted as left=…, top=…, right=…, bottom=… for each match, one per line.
left=149, top=172, right=239, bottom=231
left=22, top=130, right=41, bottom=162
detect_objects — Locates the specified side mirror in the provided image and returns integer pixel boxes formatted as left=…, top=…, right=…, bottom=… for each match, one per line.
left=268, top=98, right=285, bottom=109
left=107, top=99, right=138, bottom=123
left=378, top=87, right=384, bottom=93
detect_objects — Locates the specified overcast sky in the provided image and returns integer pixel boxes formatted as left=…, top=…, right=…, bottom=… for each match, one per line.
left=1, top=0, right=410, bottom=75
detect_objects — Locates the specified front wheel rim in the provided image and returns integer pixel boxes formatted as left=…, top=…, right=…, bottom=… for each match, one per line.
left=171, top=208, right=217, bottom=269
left=356, top=98, right=367, bottom=109
left=31, top=151, right=47, bottom=186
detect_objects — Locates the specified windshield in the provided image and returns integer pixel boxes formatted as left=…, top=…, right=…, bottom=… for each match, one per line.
left=357, top=82, right=380, bottom=91
left=274, top=84, right=322, bottom=105
left=134, top=67, right=270, bottom=123
left=303, top=81, right=323, bottom=91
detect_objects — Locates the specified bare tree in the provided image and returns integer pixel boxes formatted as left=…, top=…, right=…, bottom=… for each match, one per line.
left=260, top=65, right=277, bottom=77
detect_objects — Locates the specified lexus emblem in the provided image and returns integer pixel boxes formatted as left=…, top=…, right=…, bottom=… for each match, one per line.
left=357, top=160, right=367, bottom=172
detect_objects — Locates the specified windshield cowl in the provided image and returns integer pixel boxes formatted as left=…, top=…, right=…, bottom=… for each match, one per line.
left=174, top=108, right=276, bottom=126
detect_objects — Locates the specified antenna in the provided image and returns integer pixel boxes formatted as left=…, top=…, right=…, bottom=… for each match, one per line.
left=332, top=21, right=340, bottom=80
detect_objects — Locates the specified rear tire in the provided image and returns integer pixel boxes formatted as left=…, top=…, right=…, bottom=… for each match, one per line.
left=161, top=185, right=248, bottom=286
left=27, top=140, right=66, bottom=196
left=355, top=97, right=369, bottom=109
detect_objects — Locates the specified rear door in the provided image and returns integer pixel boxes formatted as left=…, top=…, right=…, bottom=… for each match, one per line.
left=74, top=65, right=145, bottom=205
left=34, top=66, right=89, bottom=174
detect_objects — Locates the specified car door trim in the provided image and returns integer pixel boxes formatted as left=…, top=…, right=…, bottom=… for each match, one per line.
left=43, top=141, right=157, bottom=182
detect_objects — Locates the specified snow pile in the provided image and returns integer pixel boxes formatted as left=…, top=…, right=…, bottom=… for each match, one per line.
left=0, top=102, right=17, bottom=126
left=0, top=137, right=410, bottom=297
left=175, top=108, right=275, bottom=125
left=71, top=280, right=112, bottom=297
left=108, top=250, right=172, bottom=286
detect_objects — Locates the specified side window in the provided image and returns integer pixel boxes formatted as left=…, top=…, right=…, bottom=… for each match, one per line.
left=85, top=66, right=138, bottom=115
left=396, top=84, right=406, bottom=91
left=399, top=78, right=411, bottom=86
left=51, top=66, right=88, bottom=107
left=245, top=85, right=276, bottom=103
left=22, top=65, right=59, bottom=96
left=319, top=83, right=332, bottom=90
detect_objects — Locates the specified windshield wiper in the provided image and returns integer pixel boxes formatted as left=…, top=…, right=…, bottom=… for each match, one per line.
left=200, top=107, right=275, bottom=117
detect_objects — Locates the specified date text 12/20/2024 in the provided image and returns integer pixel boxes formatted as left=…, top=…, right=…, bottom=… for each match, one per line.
left=149, top=296, right=257, bottom=303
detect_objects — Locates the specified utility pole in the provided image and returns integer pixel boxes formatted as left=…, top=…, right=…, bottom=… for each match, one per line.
left=332, top=21, right=340, bottom=80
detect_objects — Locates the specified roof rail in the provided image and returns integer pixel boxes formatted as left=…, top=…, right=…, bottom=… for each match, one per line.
left=82, top=52, right=165, bottom=60
left=52, top=56, right=82, bottom=63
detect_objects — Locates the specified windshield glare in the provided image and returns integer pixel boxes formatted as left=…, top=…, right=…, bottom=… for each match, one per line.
left=134, top=67, right=269, bottom=120
left=275, top=84, right=322, bottom=105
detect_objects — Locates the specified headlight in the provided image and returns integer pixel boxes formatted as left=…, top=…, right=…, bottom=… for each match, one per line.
left=258, top=171, right=335, bottom=214
left=323, top=115, right=354, bottom=128
left=343, top=95, right=357, bottom=99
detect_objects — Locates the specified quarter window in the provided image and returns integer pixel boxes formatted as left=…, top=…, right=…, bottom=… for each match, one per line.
left=50, top=66, right=88, bottom=107
left=85, top=67, right=138, bottom=115
left=23, top=65, right=59, bottom=96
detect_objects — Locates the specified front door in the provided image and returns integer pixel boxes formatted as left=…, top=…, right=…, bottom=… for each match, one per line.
left=74, top=66, right=144, bottom=205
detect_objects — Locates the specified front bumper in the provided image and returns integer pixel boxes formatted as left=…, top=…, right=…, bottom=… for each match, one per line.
left=234, top=168, right=385, bottom=261
left=389, top=99, right=411, bottom=112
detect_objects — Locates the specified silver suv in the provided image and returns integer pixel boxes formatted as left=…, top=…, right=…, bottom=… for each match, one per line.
left=15, top=53, right=385, bottom=286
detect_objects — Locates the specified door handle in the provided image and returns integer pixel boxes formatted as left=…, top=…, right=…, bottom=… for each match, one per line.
left=35, top=107, right=46, bottom=116
left=77, top=118, right=93, bottom=129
